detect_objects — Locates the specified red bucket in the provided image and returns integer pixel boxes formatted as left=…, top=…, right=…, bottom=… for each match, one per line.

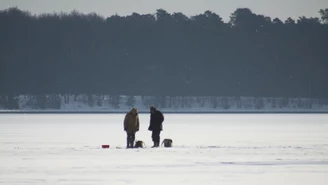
left=102, top=145, right=110, bottom=148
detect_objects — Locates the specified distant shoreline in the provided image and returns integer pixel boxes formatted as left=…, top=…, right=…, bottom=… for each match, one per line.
left=1, top=111, right=327, bottom=114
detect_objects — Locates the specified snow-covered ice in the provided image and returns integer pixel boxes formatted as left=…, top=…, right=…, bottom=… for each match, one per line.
left=0, top=114, right=327, bottom=185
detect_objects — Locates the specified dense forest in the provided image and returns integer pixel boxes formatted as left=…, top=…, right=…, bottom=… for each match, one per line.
left=1, top=7, right=328, bottom=109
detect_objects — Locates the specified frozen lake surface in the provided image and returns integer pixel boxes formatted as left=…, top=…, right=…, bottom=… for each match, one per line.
left=1, top=114, right=328, bottom=185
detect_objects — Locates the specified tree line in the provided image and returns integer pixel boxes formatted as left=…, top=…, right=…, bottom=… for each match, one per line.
left=0, top=94, right=321, bottom=110
left=1, top=7, right=328, bottom=100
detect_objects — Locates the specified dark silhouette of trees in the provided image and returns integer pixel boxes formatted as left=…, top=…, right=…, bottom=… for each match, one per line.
left=319, top=9, right=328, bottom=24
left=1, top=7, right=328, bottom=102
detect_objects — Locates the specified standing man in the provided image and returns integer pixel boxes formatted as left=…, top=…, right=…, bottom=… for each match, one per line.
left=148, top=106, right=164, bottom=147
left=124, top=108, right=140, bottom=148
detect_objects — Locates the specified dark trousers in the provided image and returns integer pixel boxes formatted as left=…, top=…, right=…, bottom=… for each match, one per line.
left=127, top=133, right=135, bottom=147
left=151, top=130, right=161, bottom=143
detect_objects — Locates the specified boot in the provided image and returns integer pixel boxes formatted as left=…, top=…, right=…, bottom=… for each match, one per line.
left=152, top=142, right=159, bottom=148
left=130, top=140, right=134, bottom=148
left=127, top=140, right=130, bottom=148
left=127, top=138, right=133, bottom=148
left=157, top=138, right=160, bottom=147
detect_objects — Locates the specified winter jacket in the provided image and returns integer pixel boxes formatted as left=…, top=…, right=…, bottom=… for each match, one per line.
left=124, top=108, right=140, bottom=134
left=148, top=110, right=164, bottom=131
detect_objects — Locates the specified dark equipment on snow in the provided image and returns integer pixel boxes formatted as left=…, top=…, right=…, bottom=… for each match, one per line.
left=134, top=140, right=145, bottom=148
left=161, top=139, right=173, bottom=147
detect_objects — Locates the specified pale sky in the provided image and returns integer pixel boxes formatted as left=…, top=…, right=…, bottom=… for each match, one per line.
left=0, top=0, right=327, bottom=22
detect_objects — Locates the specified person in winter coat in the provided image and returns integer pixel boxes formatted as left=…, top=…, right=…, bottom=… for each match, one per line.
left=124, top=108, right=140, bottom=148
left=148, top=106, right=164, bottom=147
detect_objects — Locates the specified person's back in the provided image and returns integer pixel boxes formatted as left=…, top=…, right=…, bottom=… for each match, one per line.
left=148, top=107, right=164, bottom=147
left=149, top=110, right=164, bottom=131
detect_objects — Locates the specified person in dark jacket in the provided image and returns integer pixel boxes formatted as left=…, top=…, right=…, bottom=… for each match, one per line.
left=148, top=106, right=164, bottom=147
left=124, top=108, right=140, bottom=148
